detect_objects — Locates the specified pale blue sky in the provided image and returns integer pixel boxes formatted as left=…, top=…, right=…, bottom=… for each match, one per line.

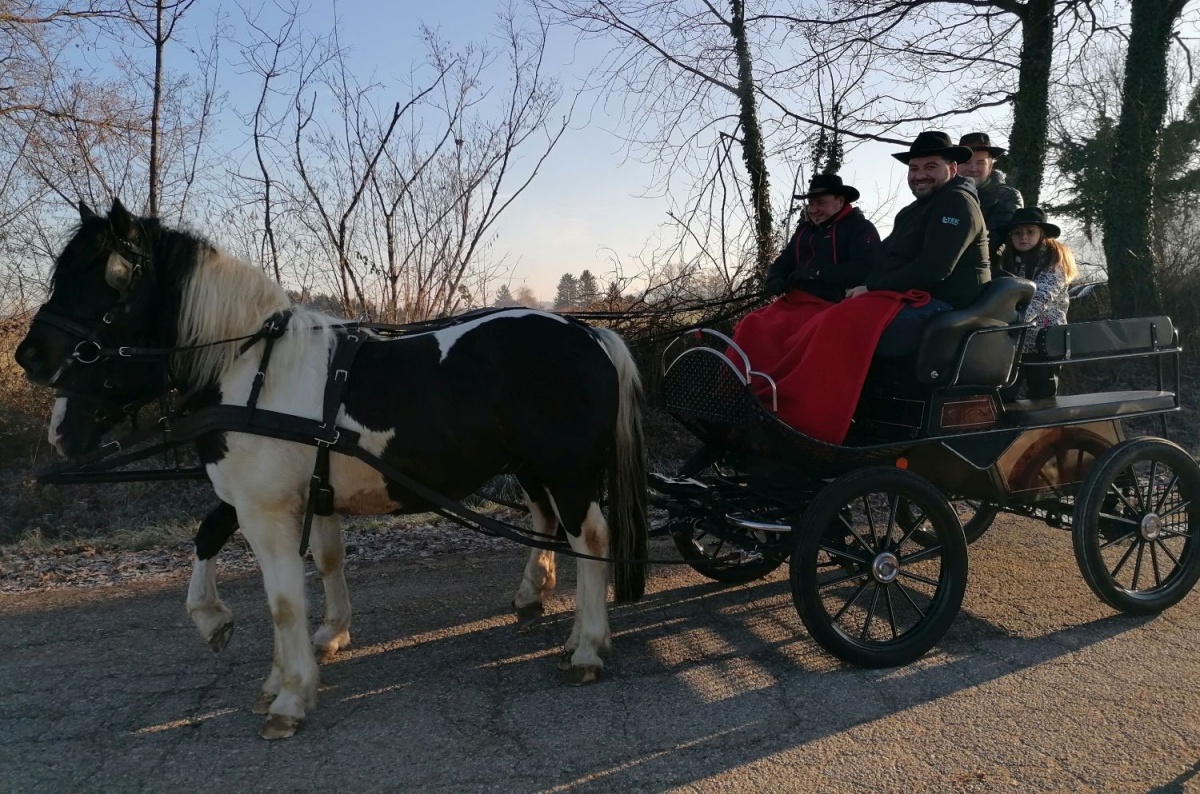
left=319, top=0, right=947, bottom=297
left=189, top=1, right=1016, bottom=299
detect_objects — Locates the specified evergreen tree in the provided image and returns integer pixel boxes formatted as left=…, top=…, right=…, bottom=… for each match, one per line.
left=554, top=273, right=579, bottom=309
left=494, top=283, right=519, bottom=307
left=577, top=270, right=600, bottom=307
left=1055, top=83, right=1200, bottom=242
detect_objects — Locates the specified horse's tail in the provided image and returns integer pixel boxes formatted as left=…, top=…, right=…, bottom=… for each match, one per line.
left=592, top=327, right=648, bottom=603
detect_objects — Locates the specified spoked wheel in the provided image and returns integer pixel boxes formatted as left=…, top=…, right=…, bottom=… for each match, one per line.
left=791, top=467, right=968, bottom=668
left=906, top=499, right=999, bottom=546
left=1073, top=438, right=1200, bottom=614
left=673, top=523, right=787, bottom=583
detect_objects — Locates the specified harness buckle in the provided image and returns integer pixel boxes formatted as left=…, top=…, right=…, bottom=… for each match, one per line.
left=103, top=311, right=116, bottom=325
left=316, top=428, right=340, bottom=447
left=118, top=346, right=134, bottom=357
left=73, top=340, right=100, bottom=364
left=102, top=439, right=122, bottom=453
left=334, top=369, right=348, bottom=381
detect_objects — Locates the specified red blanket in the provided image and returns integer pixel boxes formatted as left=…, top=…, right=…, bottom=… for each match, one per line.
left=731, top=289, right=929, bottom=444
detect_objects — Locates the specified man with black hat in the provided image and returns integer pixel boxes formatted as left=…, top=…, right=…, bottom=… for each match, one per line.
left=764, top=173, right=880, bottom=302
left=959, top=132, right=1024, bottom=257
left=849, top=130, right=991, bottom=356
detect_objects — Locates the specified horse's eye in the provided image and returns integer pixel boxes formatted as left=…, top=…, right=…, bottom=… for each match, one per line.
left=105, top=254, right=133, bottom=291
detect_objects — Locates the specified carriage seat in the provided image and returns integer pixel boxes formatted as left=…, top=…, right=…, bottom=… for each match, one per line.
left=912, top=277, right=1036, bottom=387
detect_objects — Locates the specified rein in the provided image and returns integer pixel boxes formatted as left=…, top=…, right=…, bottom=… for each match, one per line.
left=37, top=404, right=695, bottom=567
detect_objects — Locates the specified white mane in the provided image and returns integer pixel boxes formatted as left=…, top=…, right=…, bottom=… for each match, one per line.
left=177, top=248, right=339, bottom=387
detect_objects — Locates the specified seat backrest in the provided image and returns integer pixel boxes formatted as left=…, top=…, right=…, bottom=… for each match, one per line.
left=913, top=277, right=1036, bottom=385
left=1035, top=316, right=1176, bottom=361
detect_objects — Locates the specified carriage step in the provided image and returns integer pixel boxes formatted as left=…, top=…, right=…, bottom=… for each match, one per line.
left=726, top=513, right=793, bottom=533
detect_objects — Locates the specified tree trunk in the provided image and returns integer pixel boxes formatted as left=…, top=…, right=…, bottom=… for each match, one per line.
left=148, top=0, right=163, bottom=217
left=729, top=0, right=774, bottom=279
left=1102, top=0, right=1188, bottom=318
left=1005, top=0, right=1054, bottom=207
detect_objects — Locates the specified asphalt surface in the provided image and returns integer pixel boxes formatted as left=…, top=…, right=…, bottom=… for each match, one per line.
left=3, top=514, right=1200, bottom=793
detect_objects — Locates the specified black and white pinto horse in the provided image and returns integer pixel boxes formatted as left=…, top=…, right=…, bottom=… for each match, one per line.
left=16, top=200, right=649, bottom=739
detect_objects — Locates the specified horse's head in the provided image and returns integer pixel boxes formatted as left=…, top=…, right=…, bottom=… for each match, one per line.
left=15, top=199, right=164, bottom=392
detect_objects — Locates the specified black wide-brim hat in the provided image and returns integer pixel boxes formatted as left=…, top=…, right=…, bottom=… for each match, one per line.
left=997, top=206, right=1061, bottom=239
left=959, top=132, right=1007, bottom=157
left=793, top=173, right=860, bottom=203
left=892, top=130, right=973, bottom=164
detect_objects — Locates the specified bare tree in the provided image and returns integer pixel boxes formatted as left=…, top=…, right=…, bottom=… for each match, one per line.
left=283, top=11, right=568, bottom=321
left=121, top=0, right=198, bottom=216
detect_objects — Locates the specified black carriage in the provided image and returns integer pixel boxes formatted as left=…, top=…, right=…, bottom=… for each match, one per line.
left=650, top=277, right=1200, bottom=668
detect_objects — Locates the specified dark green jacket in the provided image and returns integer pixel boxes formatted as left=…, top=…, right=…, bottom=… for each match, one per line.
left=976, top=170, right=1023, bottom=256
left=866, top=175, right=991, bottom=309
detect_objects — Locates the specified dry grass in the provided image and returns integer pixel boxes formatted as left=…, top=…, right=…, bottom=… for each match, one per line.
left=0, top=323, right=217, bottom=549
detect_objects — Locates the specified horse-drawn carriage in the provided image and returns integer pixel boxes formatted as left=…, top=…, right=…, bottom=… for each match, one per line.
left=650, top=276, right=1199, bottom=668
left=14, top=201, right=1200, bottom=736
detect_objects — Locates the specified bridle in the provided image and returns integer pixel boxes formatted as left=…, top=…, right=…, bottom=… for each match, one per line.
left=31, top=232, right=158, bottom=388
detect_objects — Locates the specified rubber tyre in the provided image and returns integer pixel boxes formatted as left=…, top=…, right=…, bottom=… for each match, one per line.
left=1073, top=437, right=1200, bottom=614
left=908, top=500, right=998, bottom=547
left=791, top=467, right=968, bottom=668
left=673, top=526, right=787, bottom=583
left=958, top=502, right=1000, bottom=545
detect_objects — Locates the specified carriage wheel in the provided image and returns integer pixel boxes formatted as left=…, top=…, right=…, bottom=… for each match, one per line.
left=791, top=467, right=968, bottom=668
left=906, top=499, right=999, bottom=546
left=673, top=524, right=787, bottom=583
left=1073, top=438, right=1200, bottom=614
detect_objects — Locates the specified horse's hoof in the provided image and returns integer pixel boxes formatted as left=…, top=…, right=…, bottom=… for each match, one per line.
left=313, top=627, right=350, bottom=663
left=252, top=691, right=276, bottom=715
left=556, top=648, right=574, bottom=671
left=259, top=714, right=302, bottom=740
left=208, top=620, right=235, bottom=653
left=514, top=602, right=544, bottom=631
left=562, top=665, right=602, bottom=686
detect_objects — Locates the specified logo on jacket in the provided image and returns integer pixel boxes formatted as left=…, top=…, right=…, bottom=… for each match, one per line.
left=941, top=216, right=960, bottom=226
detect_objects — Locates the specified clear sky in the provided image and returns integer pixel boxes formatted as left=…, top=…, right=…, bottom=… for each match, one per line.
left=194, top=1, right=1018, bottom=300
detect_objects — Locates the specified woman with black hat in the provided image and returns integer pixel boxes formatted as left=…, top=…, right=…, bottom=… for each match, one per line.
left=995, top=206, right=1078, bottom=399
left=763, top=173, right=880, bottom=303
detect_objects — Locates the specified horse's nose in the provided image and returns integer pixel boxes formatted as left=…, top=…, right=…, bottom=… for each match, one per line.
left=14, top=339, right=51, bottom=383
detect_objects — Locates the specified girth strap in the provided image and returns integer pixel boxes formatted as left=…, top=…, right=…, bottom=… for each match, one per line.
left=300, top=327, right=369, bottom=556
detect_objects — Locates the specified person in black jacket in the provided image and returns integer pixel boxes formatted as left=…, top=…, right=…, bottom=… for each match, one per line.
left=764, top=174, right=880, bottom=302
left=848, top=130, right=992, bottom=356
left=959, top=132, right=1023, bottom=258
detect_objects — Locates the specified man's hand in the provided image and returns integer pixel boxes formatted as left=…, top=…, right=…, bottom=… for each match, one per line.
left=764, top=277, right=786, bottom=297
left=845, top=285, right=869, bottom=299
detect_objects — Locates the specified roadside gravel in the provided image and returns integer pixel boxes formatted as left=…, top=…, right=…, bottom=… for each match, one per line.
left=0, top=514, right=511, bottom=594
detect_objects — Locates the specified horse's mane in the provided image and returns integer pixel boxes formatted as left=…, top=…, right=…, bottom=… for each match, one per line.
left=178, top=247, right=338, bottom=388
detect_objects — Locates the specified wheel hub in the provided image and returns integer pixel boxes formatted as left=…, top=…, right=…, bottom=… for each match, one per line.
left=1140, top=513, right=1163, bottom=541
left=872, top=551, right=900, bottom=584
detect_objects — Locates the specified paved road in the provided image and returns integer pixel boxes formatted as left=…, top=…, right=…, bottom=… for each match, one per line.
left=3, top=514, right=1200, bottom=793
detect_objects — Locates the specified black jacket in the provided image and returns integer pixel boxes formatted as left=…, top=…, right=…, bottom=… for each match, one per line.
left=976, top=170, right=1023, bottom=256
left=866, top=175, right=991, bottom=309
left=765, top=205, right=880, bottom=302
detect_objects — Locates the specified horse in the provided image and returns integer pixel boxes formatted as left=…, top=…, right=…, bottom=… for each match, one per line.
left=16, top=199, right=650, bottom=739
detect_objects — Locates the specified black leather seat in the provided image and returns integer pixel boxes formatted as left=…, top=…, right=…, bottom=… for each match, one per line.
left=913, top=277, right=1036, bottom=386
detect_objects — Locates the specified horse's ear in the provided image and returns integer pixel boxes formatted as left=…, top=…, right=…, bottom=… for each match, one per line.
left=109, top=198, right=136, bottom=240
left=78, top=201, right=98, bottom=221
